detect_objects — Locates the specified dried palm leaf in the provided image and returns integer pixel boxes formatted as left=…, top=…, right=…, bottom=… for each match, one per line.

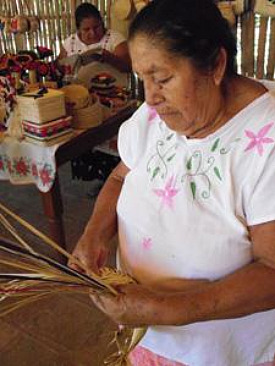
left=0, top=202, right=147, bottom=365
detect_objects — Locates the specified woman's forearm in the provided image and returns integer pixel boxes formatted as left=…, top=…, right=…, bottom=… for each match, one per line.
left=82, top=170, right=123, bottom=246
left=165, top=261, right=275, bottom=326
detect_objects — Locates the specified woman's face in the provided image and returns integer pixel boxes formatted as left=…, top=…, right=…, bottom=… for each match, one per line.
left=129, top=35, right=221, bottom=135
left=78, top=17, right=105, bottom=45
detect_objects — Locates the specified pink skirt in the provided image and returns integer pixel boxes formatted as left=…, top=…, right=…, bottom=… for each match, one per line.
left=128, top=346, right=275, bottom=366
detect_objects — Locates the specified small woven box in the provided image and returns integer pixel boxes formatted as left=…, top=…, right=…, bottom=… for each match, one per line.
left=17, top=89, right=66, bottom=124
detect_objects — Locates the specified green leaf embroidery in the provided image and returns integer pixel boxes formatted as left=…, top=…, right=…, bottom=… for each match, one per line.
left=190, top=181, right=196, bottom=199
left=152, top=166, right=160, bottom=180
left=186, top=158, right=192, bottom=170
left=166, top=134, right=174, bottom=141
left=167, top=153, right=176, bottom=162
left=211, top=138, right=220, bottom=152
left=214, top=166, right=222, bottom=181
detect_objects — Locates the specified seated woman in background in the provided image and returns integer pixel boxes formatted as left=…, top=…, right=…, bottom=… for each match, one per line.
left=59, top=2, right=132, bottom=192
left=58, top=2, right=131, bottom=87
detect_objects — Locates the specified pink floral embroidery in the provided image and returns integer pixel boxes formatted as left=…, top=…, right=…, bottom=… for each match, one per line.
left=148, top=106, right=158, bottom=124
left=153, top=176, right=179, bottom=208
left=244, top=123, right=274, bottom=156
left=129, top=346, right=186, bottom=366
left=142, top=238, right=153, bottom=250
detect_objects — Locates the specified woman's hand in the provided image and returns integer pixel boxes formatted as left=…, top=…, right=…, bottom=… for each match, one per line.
left=90, top=283, right=171, bottom=327
left=68, top=234, right=110, bottom=274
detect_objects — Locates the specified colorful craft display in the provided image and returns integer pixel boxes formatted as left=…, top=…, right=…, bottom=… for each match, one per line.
left=90, top=72, right=129, bottom=111
left=61, top=84, right=103, bottom=129
left=17, top=87, right=72, bottom=145
left=0, top=76, right=16, bottom=130
left=17, top=88, right=66, bottom=124
left=0, top=50, right=62, bottom=90
left=22, top=116, right=73, bottom=146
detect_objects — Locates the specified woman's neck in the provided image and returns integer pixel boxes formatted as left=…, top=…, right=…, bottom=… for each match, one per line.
left=187, top=75, right=267, bottom=139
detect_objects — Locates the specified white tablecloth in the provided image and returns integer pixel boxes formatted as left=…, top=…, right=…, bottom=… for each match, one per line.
left=0, top=136, right=60, bottom=192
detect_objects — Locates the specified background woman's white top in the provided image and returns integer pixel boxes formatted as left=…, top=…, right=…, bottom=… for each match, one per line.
left=63, top=29, right=127, bottom=88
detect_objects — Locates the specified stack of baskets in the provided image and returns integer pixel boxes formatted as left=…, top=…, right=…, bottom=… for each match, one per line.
left=61, top=84, right=103, bottom=129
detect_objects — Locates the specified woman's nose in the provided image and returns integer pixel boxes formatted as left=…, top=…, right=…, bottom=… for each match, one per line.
left=144, top=80, right=163, bottom=107
left=88, top=28, right=96, bottom=37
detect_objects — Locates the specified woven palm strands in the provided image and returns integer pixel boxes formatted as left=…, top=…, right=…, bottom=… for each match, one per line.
left=0, top=202, right=146, bottom=366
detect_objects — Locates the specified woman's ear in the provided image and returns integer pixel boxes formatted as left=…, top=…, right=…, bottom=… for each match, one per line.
left=213, top=47, right=227, bottom=86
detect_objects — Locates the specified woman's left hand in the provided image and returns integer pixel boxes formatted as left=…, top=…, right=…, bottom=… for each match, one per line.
left=90, top=283, right=168, bottom=327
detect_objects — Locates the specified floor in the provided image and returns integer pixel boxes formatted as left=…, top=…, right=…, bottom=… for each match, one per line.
left=0, top=163, right=117, bottom=366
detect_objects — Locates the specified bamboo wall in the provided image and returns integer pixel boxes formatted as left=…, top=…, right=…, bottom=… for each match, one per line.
left=0, top=1, right=275, bottom=79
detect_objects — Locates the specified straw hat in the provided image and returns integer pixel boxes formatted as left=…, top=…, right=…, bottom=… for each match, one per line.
left=61, top=84, right=90, bottom=110
left=112, top=0, right=133, bottom=20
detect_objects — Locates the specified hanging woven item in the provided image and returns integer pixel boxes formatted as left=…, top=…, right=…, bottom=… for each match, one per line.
left=28, top=16, right=40, bottom=32
left=10, top=15, right=30, bottom=34
left=218, top=1, right=236, bottom=26
left=112, top=0, right=133, bottom=20
left=233, top=0, right=246, bottom=15
left=254, top=0, right=275, bottom=17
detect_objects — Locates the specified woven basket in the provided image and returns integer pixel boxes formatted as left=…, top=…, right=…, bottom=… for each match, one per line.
left=72, top=95, right=103, bottom=129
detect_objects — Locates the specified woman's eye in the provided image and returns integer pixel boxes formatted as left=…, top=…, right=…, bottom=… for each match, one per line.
left=156, top=76, right=172, bottom=85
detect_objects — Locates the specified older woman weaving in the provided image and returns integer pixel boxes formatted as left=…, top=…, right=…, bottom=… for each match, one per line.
left=69, top=0, right=275, bottom=365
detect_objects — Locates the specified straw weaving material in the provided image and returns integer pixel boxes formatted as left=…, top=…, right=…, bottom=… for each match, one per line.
left=0, top=202, right=147, bottom=366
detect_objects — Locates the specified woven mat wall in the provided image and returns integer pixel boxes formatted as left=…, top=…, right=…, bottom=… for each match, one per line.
left=1, top=1, right=275, bottom=79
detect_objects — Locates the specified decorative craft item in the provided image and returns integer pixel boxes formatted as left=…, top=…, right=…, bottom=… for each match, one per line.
left=0, top=202, right=147, bottom=366
left=0, top=17, right=5, bottom=31
left=10, top=65, right=22, bottom=91
left=0, top=76, right=16, bottom=129
left=16, top=88, right=66, bottom=124
left=254, top=0, right=275, bottom=17
left=22, top=115, right=73, bottom=146
left=36, top=46, right=53, bottom=60
left=71, top=94, right=103, bottom=129
left=28, top=16, right=40, bottom=32
left=112, top=0, right=148, bottom=20
left=218, top=2, right=236, bottom=26
left=4, top=17, right=11, bottom=34
left=37, top=61, right=50, bottom=78
left=134, top=0, right=149, bottom=12
left=10, top=15, right=30, bottom=34
left=233, top=0, right=245, bottom=15
left=112, top=0, right=133, bottom=20
left=61, top=84, right=90, bottom=110
left=26, top=61, right=38, bottom=84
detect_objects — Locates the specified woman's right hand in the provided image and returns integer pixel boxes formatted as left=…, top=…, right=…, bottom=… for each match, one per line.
left=68, top=235, right=110, bottom=274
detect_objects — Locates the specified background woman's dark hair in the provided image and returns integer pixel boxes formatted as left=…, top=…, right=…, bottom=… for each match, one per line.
left=75, top=2, right=103, bottom=29
left=129, top=0, right=237, bottom=76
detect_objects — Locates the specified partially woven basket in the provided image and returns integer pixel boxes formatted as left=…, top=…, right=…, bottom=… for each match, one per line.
left=71, top=94, right=103, bottom=129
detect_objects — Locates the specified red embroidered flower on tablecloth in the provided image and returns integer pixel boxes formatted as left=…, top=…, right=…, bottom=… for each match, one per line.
left=0, top=158, right=4, bottom=171
left=14, top=157, right=29, bottom=176
left=31, top=163, right=38, bottom=178
left=39, top=164, right=53, bottom=187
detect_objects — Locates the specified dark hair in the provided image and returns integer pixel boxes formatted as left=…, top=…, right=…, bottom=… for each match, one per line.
left=75, top=2, right=103, bottom=29
left=129, top=0, right=237, bottom=76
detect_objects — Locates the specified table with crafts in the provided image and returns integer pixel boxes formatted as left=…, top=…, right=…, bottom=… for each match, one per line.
left=0, top=102, right=137, bottom=248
